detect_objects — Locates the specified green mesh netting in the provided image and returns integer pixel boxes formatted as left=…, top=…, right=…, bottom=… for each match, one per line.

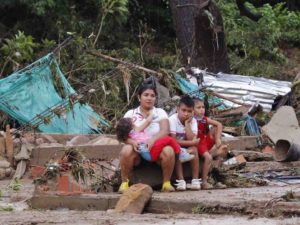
left=0, top=53, right=109, bottom=134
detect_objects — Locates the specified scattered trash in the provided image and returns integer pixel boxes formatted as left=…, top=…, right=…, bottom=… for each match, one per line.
left=223, top=154, right=247, bottom=166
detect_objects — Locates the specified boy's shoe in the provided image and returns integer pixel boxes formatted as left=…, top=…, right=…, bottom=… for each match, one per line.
left=174, top=179, right=186, bottom=191
left=179, top=149, right=195, bottom=163
left=201, top=182, right=213, bottom=190
left=118, top=179, right=129, bottom=193
left=186, top=179, right=201, bottom=190
left=162, top=181, right=175, bottom=192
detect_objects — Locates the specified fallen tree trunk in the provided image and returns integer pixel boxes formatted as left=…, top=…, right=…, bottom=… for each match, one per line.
left=88, top=51, right=159, bottom=75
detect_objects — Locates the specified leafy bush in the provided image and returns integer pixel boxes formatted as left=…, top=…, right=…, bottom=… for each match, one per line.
left=216, top=0, right=300, bottom=77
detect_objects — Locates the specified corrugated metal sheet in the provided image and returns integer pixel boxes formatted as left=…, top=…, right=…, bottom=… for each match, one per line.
left=187, top=68, right=292, bottom=111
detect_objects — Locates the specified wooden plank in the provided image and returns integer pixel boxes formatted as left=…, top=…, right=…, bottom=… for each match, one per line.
left=0, top=137, right=5, bottom=156
left=223, top=136, right=259, bottom=150
left=232, top=150, right=273, bottom=161
left=5, top=125, right=14, bottom=164
left=223, top=126, right=241, bottom=136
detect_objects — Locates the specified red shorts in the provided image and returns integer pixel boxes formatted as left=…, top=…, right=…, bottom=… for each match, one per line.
left=198, top=135, right=215, bottom=156
left=149, top=136, right=180, bottom=161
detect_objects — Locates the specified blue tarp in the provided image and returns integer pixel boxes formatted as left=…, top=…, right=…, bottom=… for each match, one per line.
left=0, top=53, right=109, bottom=134
left=175, top=74, right=227, bottom=110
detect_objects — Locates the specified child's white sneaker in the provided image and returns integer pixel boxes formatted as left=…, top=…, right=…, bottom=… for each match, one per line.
left=174, top=179, right=186, bottom=191
left=179, top=148, right=195, bottom=163
left=186, top=179, right=201, bottom=190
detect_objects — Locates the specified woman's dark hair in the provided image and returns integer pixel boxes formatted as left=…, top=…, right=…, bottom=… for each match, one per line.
left=116, top=118, right=133, bottom=142
left=137, top=84, right=157, bottom=96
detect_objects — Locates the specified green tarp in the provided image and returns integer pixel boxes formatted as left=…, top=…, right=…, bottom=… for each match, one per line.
left=0, top=53, right=109, bottom=134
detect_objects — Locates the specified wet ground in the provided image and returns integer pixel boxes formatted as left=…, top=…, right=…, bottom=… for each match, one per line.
left=0, top=179, right=299, bottom=225
left=0, top=210, right=299, bottom=225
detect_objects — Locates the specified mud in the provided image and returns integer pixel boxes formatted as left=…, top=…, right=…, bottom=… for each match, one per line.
left=0, top=210, right=299, bottom=225
left=0, top=179, right=299, bottom=225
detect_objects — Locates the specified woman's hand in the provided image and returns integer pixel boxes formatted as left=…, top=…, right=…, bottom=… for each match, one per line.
left=126, top=139, right=140, bottom=152
left=146, top=110, right=154, bottom=122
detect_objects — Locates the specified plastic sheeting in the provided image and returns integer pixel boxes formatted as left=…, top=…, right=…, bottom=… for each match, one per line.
left=186, top=69, right=292, bottom=111
left=0, top=53, right=109, bottom=134
left=175, top=74, right=227, bottom=110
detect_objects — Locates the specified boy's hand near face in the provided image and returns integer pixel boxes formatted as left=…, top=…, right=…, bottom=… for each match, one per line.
left=184, top=114, right=193, bottom=126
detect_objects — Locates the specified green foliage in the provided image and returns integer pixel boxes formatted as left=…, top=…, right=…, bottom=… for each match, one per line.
left=216, top=0, right=300, bottom=77
left=1, top=31, right=37, bottom=62
left=0, top=206, right=14, bottom=211
left=93, top=0, right=129, bottom=46
left=8, top=178, right=22, bottom=192
left=20, top=0, right=56, bottom=16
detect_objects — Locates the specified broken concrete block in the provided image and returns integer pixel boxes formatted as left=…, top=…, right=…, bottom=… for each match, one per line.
left=0, top=159, right=10, bottom=168
left=5, top=167, right=13, bottom=177
left=114, top=183, right=153, bottom=214
left=13, top=160, right=27, bottom=179
left=14, top=144, right=33, bottom=161
left=0, top=168, right=6, bottom=179
left=35, top=138, right=44, bottom=145
left=262, top=106, right=300, bottom=146
left=88, top=136, right=119, bottom=145
left=66, top=136, right=90, bottom=146
left=31, top=166, right=45, bottom=178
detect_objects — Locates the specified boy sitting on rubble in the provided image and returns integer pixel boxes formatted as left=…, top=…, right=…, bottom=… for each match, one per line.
left=116, top=112, right=185, bottom=162
left=193, top=98, right=228, bottom=189
left=169, top=95, right=201, bottom=191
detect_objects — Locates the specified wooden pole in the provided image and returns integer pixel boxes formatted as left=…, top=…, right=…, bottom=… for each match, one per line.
left=5, top=125, right=14, bottom=164
left=208, top=90, right=252, bottom=107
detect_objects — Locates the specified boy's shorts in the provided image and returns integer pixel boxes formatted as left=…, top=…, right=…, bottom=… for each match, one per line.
left=198, top=135, right=215, bottom=156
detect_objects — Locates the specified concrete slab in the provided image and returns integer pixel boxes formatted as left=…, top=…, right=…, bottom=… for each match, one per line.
left=30, top=144, right=122, bottom=166
left=33, top=133, right=116, bottom=144
left=30, top=136, right=258, bottom=167
left=262, top=106, right=300, bottom=145
left=29, top=184, right=300, bottom=217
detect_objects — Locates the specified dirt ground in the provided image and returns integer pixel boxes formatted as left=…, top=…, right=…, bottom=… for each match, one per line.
left=0, top=210, right=299, bottom=225
left=0, top=179, right=299, bottom=225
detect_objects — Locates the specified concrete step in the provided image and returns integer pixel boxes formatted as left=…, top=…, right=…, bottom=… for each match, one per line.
left=29, top=184, right=300, bottom=217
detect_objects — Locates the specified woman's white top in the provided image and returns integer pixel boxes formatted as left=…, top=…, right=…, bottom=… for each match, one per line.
left=124, top=106, right=168, bottom=137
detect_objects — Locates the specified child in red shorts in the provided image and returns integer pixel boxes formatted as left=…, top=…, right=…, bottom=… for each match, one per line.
left=194, top=98, right=228, bottom=189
